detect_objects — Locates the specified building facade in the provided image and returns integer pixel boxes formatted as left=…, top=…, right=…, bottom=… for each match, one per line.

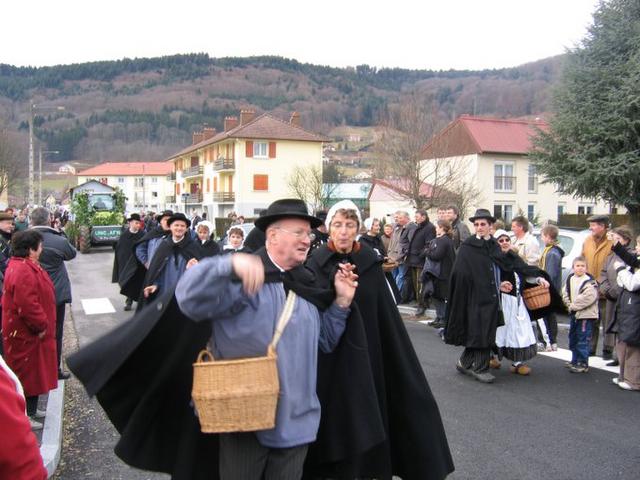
left=76, top=162, right=175, bottom=214
left=421, top=115, right=613, bottom=224
left=167, top=111, right=329, bottom=219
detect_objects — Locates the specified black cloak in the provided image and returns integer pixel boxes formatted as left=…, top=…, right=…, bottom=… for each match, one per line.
left=111, top=229, right=145, bottom=284
left=118, top=226, right=168, bottom=300
left=445, top=235, right=564, bottom=348
left=197, top=239, right=221, bottom=258
left=67, top=248, right=335, bottom=479
left=304, top=242, right=455, bottom=480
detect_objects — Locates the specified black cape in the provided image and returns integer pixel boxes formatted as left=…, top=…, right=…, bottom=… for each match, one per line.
left=67, top=248, right=334, bottom=479
left=304, top=242, right=455, bottom=480
left=243, top=227, right=266, bottom=253
left=197, top=239, right=221, bottom=258
left=112, top=229, right=145, bottom=284
left=119, top=226, right=168, bottom=300
left=445, top=236, right=564, bottom=348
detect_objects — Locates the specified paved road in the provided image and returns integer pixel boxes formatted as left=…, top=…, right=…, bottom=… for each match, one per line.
left=59, top=248, right=639, bottom=479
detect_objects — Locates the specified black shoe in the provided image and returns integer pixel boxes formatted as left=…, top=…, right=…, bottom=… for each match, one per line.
left=413, top=307, right=426, bottom=317
left=124, top=303, right=133, bottom=311
left=58, top=371, right=71, bottom=380
left=606, top=359, right=619, bottom=367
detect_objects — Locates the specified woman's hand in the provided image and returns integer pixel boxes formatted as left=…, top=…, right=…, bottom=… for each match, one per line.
left=499, top=281, right=513, bottom=293
left=143, top=285, right=158, bottom=298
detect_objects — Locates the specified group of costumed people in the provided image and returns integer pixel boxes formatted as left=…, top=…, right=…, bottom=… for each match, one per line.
left=445, top=208, right=564, bottom=383
left=69, top=198, right=454, bottom=480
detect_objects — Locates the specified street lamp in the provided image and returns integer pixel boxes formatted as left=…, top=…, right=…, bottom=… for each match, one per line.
left=29, top=103, right=64, bottom=206
left=38, top=149, right=59, bottom=206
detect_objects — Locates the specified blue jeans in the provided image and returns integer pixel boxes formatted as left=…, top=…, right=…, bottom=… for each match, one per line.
left=392, top=264, right=409, bottom=296
left=569, top=315, right=594, bottom=366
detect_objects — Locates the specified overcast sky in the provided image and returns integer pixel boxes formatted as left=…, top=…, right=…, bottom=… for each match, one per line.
left=2, top=0, right=601, bottom=70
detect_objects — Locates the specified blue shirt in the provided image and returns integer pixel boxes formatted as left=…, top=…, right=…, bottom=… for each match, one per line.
left=175, top=255, right=348, bottom=448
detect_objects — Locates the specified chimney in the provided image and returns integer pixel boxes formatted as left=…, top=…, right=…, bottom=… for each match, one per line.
left=240, top=109, right=256, bottom=125
left=289, top=111, right=301, bottom=127
left=192, top=131, right=204, bottom=145
left=224, top=116, right=239, bottom=132
left=202, top=127, right=217, bottom=140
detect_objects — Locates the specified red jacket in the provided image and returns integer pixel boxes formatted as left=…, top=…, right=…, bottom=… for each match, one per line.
left=0, top=365, right=48, bottom=479
left=2, top=257, right=58, bottom=396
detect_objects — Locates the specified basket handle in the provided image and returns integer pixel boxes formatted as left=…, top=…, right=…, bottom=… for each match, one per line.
left=196, top=349, right=216, bottom=363
left=269, top=291, right=297, bottom=352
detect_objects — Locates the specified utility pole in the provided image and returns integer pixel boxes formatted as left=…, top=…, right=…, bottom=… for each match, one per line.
left=28, top=103, right=64, bottom=206
left=142, top=164, right=146, bottom=213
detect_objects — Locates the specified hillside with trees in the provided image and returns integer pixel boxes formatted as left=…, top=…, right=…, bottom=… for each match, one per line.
left=0, top=53, right=564, bottom=167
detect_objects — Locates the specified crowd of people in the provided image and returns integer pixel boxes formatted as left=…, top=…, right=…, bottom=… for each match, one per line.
left=2, top=198, right=639, bottom=479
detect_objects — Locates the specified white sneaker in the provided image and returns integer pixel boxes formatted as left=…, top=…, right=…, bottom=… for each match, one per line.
left=612, top=377, right=620, bottom=385
left=29, top=417, right=43, bottom=430
left=34, top=408, right=47, bottom=419
left=551, top=343, right=558, bottom=351
left=618, top=381, right=636, bottom=391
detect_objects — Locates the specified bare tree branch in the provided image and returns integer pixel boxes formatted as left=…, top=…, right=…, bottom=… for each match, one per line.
left=286, top=164, right=337, bottom=214
left=0, top=127, right=22, bottom=198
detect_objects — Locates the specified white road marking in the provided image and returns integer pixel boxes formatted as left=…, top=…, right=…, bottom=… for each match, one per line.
left=81, top=298, right=116, bottom=315
left=417, top=322, right=619, bottom=374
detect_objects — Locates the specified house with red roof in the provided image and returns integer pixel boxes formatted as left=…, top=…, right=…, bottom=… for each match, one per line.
left=167, top=110, right=329, bottom=218
left=76, top=161, right=175, bottom=213
left=420, top=115, right=611, bottom=224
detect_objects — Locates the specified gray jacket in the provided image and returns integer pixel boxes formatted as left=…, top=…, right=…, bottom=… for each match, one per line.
left=32, top=226, right=77, bottom=304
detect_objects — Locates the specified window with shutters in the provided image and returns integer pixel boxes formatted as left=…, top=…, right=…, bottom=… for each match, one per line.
left=213, top=177, right=218, bottom=192
left=206, top=178, right=210, bottom=192
left=253, top=174, right=269, bottom=191
left=253, top=142, right=268, bottom=158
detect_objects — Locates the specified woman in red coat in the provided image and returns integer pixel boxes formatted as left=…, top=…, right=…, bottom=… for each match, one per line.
left=2, top=229, right=57, bottom=423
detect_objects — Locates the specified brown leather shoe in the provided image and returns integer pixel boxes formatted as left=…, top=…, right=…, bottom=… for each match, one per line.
left=489, top=357, right=501, bottom=369
left=510, top=364, right=531, bottom=375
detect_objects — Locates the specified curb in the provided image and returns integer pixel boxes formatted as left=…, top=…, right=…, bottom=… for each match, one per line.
left=41, top=378, right=64, bottom=478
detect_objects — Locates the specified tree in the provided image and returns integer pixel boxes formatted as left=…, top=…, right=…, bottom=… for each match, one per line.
left=322, top=162, right=342, bottom=183
left=0, top=127, right=22, bottom=199
left=286, top=164, right=337, bottom=213
left=530, top=0, right=640, bottom=234
left=373, top=94, right=480, bottom=214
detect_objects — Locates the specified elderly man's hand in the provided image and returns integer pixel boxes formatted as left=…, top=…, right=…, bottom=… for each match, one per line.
left=186, top=258, right=199, bottom=269
left=143, top=285, right=158, bottom=298
left=232, top=253, right=265, bottom=296
left=334, top=262, right=358, bottom=308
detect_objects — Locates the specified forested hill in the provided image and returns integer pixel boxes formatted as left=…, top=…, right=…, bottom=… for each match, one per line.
left=0, top=53, right=563, bottom=163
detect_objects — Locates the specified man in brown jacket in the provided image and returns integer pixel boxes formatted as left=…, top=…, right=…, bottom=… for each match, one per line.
left=581, top=214, right=613, bottom=358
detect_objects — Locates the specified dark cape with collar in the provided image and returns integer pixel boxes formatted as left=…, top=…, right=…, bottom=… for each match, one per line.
left=445, top=235, right=564, bottom=348
left=112, top=229, right=145, bottom=284
left=304, top=242, right=454, bottom=480
left=67, top=247, right=333, bottom=479
left=118, top=226, right=168, bottom=300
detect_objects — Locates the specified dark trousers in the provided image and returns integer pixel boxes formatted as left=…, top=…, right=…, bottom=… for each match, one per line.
left=56, top=303, right=66, bottom=372
left=459, top=347, right=491, bottom=373
left=569, top=315, right=594, bottom=366
left=219, top=432, right=308, bottom=480
left=589, top=299, right=607, bottom=355
left=543, top=313, right=558, bottom=344
left=411, top=267, right=425, bottom=308
left=26, top=396, right=39, bottom=417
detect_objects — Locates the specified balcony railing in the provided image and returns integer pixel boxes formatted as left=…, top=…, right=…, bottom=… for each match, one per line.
left=181, top=192, right=203, bottom=203
left=494, top=176, right=516, bottom=193
left=166, top=172, right=176, bottom=181
left=165, top=195, right=176, bottom=203
left=182, top=165, right=204, bottom=178
left=212, top=192, right=235, bottom=203
left=213, top=158, right=235, bottom=171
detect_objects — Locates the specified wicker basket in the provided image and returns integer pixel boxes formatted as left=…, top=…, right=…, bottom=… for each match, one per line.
left=522, top=284, right=551, bottom=310
left=191, top=291, right=296, bottom=433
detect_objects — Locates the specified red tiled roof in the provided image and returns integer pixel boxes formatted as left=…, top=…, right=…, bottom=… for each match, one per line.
left=76, top=162, right=173, bottom=176
left=422, top=115, right=548, bottom=158
left=369, top=178, right=435, bottom=200
left=168, top=113, right=330, bottom=160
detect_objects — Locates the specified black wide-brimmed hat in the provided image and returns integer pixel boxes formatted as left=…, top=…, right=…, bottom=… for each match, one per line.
left=167, top=212, right=191, bottom=228
left=127, top=213, right=141, bottom=222
left=468, top=208, right=496, bottom=223
left=157, top=210, right=174, bottom=221
left=254, top=198, right=322, bottom=232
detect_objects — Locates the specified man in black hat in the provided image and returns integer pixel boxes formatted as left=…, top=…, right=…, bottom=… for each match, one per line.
left=112, top=213, right=145, bottom=311
left=445, top=208, right=550, bottom=383
left=135, top=210, right=173, bottom=268
left=68, top=199, right=358, bottom=480
left=141, top=213, right=200, bottom=305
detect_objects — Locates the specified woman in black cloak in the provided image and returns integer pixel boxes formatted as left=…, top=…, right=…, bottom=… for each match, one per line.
left=304, top=200, right=454, bottom=480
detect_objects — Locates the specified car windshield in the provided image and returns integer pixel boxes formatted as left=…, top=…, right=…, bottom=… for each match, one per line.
left=534, top=233, right=575, bottom=255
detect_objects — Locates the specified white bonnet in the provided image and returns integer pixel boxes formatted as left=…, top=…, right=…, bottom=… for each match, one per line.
left=325, top=200, right=362, bottom=230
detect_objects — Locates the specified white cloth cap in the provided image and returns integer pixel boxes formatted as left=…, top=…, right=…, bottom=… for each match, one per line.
left=493, top=228, right=510, bottom=239
left=325, top=200, right=362, bottom=230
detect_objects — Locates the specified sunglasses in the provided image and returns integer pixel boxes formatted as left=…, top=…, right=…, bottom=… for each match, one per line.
left=497, top=237, right=511, bottom=244
left=473, top=222, right=488, bottom=227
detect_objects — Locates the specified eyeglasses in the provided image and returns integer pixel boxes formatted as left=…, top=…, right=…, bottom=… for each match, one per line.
left=473, top=222, right=489, bottom=227
left=275, top=227, right=315, bottom=241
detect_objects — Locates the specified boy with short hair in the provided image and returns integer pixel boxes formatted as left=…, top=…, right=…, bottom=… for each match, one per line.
left=540, top=225, right=564, bottom=351
left=562, top=256, right=599, bottom=373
